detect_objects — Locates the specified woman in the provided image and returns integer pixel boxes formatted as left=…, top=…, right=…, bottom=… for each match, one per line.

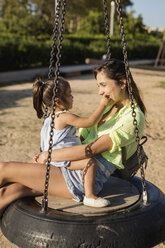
left=0, top=59, right=146, bottom=216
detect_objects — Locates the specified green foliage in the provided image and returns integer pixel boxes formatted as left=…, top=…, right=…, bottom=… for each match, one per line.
left=0, top=0, right=162, bottom=72
left=0, top=0, right=53, bottom=37
left=79, top=11, right=105, bottom=35
left=21, top=14, right=53, bottom=36
left=123, top=12, right=147, bottom=35
left=0, top=14, right=52, bottom=36
left=64, top=0, right=133, bottom=19
left=77, top=10, right=146, bottom=37
left=0, top=0, right=151, bottom=38
left=0, top=33, right=161, bottom=71
left=0, top=34, right=51, bottom=71
left=31, top=0, right=55, bottom=21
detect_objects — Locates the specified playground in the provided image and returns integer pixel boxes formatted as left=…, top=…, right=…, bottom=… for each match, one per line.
left=0, top=0, right=165, bottom=246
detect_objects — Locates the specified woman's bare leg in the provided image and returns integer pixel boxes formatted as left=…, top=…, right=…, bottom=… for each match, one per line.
left=67, top=158, right=98, bottom=199
left=0, top=162, right=73, bottom=199
left=0, top=183, right=41, bottom=217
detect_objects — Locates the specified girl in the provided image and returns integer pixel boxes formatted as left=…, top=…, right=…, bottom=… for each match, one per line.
left=33, top=77, right=111, bottom=207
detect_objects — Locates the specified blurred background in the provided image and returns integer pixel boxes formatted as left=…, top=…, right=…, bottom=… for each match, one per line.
left=0, top=0, right=164, bottom=72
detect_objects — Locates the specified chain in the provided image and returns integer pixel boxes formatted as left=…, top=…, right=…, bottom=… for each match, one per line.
left=103, top=0, right=111, bottom=61
left=43, top=0, right=61, bottom=120
left=115, top=0, right=148, bottom=205
left=48, top=0, right=61, bottom=80
left=41, top=0, right=66, bottom=213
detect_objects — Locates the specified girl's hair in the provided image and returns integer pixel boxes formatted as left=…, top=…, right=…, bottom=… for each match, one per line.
left=33, top=77, right=70, bottom=118
left=94, top=59, right=146, bottom=115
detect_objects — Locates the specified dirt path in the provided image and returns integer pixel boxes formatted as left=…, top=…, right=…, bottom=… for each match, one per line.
left=0, top=68, right=165, bottom=247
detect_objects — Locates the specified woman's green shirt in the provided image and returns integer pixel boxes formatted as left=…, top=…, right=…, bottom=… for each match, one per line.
left=80, top=102, right=145, bottom=169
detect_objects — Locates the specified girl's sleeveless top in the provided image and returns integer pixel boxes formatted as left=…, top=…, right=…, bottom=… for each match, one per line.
left=40, top=111, right=81, bottom=167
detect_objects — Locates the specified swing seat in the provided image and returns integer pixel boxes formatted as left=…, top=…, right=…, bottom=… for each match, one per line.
left=1, top=176, right=165, bottom=248
left=35, top=176, right=140, bottom=216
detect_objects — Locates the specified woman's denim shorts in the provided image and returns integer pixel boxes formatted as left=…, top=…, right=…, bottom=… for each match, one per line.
left=60, top=154, right=116, bottom=202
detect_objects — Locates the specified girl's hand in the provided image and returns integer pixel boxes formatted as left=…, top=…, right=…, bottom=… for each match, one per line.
left=100, top=94, right=111, bottom=107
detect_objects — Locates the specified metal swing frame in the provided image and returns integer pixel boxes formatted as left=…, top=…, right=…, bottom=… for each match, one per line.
left=41, top=0, right=148, bottom=212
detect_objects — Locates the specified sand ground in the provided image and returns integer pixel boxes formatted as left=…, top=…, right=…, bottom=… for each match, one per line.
left=0, top=68, right=165, bottom=247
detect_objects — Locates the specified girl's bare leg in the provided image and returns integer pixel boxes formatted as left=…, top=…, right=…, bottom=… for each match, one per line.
left=67, top=158, right=98, bottom=199
left=0, top=162, right=73, bottom=199
left=67, top=158, right=110, bottom=207
left=0, top=183, right=41, bottom=217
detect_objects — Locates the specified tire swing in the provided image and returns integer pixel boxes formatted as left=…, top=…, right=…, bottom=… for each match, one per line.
left=1, top=0, right=165, bottom=248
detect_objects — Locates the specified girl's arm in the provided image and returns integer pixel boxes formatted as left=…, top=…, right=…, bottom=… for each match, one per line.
left=63, top=95, right=111, bottom=128
left=37, top=135, right=113, bottom=164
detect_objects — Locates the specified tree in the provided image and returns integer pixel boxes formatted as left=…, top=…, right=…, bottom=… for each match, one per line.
left=79, top=11, right=105, bottom=35
left=113, top=11, right=147, bottom=37
left=0, top=0, right=136, bottom=36
left=31, top=0, right=54, bottom=22
left=0, top=0, right=53, bottom=37
left=64, top=0, right=133, bottom=33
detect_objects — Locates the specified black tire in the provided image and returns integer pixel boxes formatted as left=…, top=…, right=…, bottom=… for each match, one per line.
left=1, top=177, right=165, bottom=248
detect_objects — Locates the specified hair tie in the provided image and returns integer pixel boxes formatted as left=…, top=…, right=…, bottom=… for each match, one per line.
left=41, top=82, right=46, bottom=89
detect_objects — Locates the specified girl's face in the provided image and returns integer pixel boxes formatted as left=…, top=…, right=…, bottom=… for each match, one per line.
left=63, top=86, right=73, bottom=110
left=96, top=71, right=127, bottom=106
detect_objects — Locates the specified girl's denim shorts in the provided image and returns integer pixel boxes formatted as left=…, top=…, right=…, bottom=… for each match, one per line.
left=60, top=154, right=116, bottom=202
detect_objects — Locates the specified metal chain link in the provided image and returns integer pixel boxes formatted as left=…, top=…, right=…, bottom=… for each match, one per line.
left=41, top=0, right=66, bottom=213
left=103, top=0, right=111, bottom=61
left=43, top=0, right=61, bottom=120
left=48, top=0, right=61, bottom=80
left=115, top=0, right=148, bottom=205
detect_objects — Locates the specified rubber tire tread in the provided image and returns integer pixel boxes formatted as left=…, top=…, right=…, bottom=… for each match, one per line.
left=1, top=177, right=165, bottom=248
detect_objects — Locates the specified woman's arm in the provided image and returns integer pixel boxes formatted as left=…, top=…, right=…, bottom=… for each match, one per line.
left=37, top=135, right=113, bottom=164
left=63, top=95, right=110, bottom=128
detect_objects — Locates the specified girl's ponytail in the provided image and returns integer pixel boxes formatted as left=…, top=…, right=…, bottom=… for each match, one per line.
left=33, top=78, right=45, bottom=118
